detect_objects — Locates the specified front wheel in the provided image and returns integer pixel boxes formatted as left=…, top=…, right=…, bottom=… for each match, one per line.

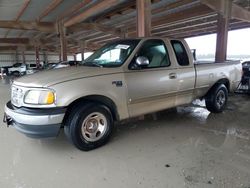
left=205, top=84, right=228, bottom=113
left=64, top=103, right=114, bottom=151
left=11, top=71, right=21, bottom=77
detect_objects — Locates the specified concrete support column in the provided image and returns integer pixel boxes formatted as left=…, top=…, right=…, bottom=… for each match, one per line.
left=58, top=22, right=67, bottom=61
left=59, top=51, right=61, bottom=62
left=80, top=41, right=85, bottom=62
left=35, top=46, right=40, bottom=68
left=22, top=51, right=26, bottom=64
left=43, top=51, right=48, bottom=65
left=136, top=0, right=151, bottom=37
left=73, top=54, right=77, bottom=61
left=15, top=50, right=19, bottom=64
left=215, top=0, right=232, bottom=62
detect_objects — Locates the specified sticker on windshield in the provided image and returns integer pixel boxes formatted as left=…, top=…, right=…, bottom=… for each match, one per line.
left=115, top=44, right=130, bottom=50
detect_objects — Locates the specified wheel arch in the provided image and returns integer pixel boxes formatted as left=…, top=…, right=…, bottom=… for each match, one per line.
left=63, top=95, right=120, bottom=125
left=216, top=78, right=230, bottom=91
left=205, top=78, right=230, bottom=97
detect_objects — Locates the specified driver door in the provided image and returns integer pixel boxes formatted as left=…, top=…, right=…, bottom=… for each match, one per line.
left=125, top=39, right=179, bottom=117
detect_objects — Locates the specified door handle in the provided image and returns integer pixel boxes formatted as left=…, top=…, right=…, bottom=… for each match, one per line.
left=169, top=73, right=177, bottom=79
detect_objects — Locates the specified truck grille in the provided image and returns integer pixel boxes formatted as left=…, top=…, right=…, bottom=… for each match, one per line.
left=11, top=86, right=24, bottom=107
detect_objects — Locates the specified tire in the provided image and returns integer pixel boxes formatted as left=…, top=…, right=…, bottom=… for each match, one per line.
left=11, top=71, right=21, bottom=77
left=64, top=103, right=114, bottom=151
left=205, top=84, right=228, bottom=113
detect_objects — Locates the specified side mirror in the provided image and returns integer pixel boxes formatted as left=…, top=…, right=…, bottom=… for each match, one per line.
left=136, top=56, right=149, bottom=67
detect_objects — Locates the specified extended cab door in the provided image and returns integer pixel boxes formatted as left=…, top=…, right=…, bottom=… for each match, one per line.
left=124, top=39, right=179, bottom=117
left=170, top=40, right=196, bottom=105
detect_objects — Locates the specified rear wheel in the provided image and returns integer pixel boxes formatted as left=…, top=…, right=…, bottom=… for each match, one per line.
left=64, top=103, right=114, bottom=151
left=205, top=84, right=228, bottom=113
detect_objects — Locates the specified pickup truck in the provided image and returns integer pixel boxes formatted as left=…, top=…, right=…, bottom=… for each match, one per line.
left=3, top=38, right=242, bottom=151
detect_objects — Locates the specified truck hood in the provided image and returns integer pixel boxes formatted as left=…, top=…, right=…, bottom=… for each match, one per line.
left=14, top=66, right=122, bottom=88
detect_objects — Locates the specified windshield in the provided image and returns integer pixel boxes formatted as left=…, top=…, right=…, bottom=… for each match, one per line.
left=82, top=39, right=140, bottom=67
left=13, top=63, right=22, bottom=67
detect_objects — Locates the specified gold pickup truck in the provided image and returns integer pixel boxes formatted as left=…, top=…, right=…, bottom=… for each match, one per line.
left=4, top=38, right=242, bottom=151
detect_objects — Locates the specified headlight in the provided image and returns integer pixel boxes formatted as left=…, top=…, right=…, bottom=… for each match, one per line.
left=24, top=89, right=55, bottom=105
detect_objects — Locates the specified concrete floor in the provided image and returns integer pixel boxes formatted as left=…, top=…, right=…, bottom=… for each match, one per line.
left=0, top=79, right=250, bottom=188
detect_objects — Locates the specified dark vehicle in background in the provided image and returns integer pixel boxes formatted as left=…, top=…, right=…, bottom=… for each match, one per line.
left=1, top=67, right=10, bottom=76
left=242, top=61, right=250, bottom=91
left=0, top=62, right=13, bottom=76
left=44, top=63, right=57, bottom=70
left=242, top=61, right=250, bottom=68
left=68, top=60, right=80, bottom=66
left=237, top=61, right=250, bottom=94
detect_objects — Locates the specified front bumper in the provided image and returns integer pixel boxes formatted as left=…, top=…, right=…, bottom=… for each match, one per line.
left=3, top=101, right=66, bottom=138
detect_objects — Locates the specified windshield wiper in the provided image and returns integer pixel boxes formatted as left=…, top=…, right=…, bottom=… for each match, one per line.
left=83, top=62, right=103, bottom=68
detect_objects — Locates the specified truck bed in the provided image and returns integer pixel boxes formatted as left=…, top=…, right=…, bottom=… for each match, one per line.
left=194, top=60, right=242, bottom=98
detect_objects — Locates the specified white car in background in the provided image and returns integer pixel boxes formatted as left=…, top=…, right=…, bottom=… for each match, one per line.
left=8, top=63, right=27, bottom=76
left=26, top=64, right=38, bottom=75
left=54, top=62, right=69, bottom=69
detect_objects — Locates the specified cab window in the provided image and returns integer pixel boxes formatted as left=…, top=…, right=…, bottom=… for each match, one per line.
left=130, top=39, right=171, bottom=69
left=171, top=40, right=189, bottom=66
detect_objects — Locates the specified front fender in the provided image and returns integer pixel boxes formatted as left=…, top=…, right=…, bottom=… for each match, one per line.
left=51, top=74, right=129, bottom=120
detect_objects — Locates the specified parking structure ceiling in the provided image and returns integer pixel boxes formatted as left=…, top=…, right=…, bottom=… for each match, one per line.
left=0, top=0, right=249, bottom=53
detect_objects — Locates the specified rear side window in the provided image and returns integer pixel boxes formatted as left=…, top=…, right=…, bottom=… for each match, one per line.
left=171, top=40, right=189, bottom=66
